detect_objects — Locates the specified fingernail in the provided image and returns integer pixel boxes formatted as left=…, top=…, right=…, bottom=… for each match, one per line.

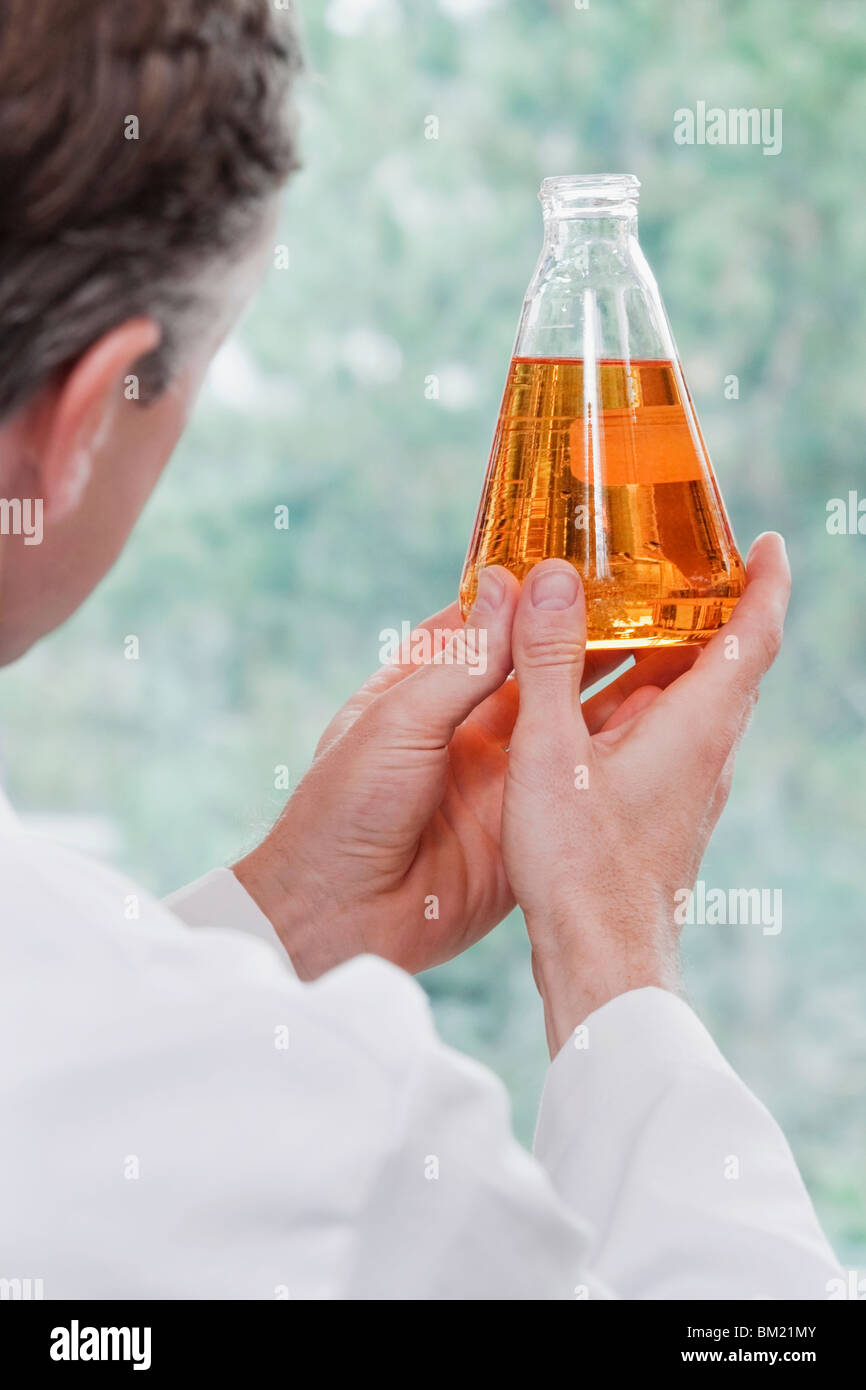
left=472, top=568, right=505, bottom=614
left=531, top=567, right=580, bottom=611
left=747, top=531, right=787, bottom=565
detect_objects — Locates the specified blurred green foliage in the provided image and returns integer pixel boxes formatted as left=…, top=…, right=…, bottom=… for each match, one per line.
left=2, top=0, right=865, bottom=1259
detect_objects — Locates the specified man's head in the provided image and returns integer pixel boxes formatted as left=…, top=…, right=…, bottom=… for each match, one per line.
left=0, top=0, right=301, bottom=663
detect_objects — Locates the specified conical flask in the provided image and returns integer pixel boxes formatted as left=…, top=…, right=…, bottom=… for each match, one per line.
left=459, top=174, right=746, bottom=647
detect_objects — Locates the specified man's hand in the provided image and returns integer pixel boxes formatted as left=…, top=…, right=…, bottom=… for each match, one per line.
left=500, top=532, right=791, bottom=1055
left=234, top=569, right=633, bottom=978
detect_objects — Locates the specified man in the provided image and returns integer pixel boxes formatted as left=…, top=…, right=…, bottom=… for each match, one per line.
left=0, top=0, right=840, bottom=1299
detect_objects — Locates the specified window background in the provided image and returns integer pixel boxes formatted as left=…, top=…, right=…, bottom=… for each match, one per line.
left=2, top=0, right=864, bottom=1261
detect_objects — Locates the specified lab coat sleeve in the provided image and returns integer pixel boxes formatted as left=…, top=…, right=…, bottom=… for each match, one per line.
left=164, top=866, right=289, bottom=958
left=156, top=880, right=599, bottom=1296
left=533, top=986, right=842, bottom=1299
left=163, top=872, right=839, bottom=1299
left=325, top=958, right=607, bottom=1300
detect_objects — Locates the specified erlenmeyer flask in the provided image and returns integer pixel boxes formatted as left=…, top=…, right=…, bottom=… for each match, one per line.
left=459, top=174, right=746, bottom=647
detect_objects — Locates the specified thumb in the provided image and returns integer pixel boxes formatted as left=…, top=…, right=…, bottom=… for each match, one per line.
left=511, top=560, right=590, bottom=735
left=374, top=566, right=520, bottom=745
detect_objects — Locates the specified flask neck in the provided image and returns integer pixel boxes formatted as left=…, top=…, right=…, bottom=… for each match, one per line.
left=542, top=212, right=637, bottom=257
left=539, top=174, right=640, bottom=256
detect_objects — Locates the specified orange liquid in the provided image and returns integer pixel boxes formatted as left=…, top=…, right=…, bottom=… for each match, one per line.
left=459, top=357, right=746, bottom=647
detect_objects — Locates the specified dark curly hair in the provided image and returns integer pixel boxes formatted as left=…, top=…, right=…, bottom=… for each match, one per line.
left=0, top=0, right=302, bottom=420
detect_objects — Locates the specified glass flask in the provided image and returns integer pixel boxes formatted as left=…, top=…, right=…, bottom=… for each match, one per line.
left=459, top=174, right=746, bottom=647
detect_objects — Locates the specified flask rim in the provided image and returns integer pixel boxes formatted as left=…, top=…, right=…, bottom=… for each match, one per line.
left=539, top=173, right=640, bottom=218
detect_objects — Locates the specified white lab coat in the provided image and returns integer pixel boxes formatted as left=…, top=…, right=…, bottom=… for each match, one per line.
left=0, top=787, right=840, bottom=1299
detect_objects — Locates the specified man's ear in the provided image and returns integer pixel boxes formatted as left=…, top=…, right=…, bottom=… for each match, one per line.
left=35, top=318, right=161, bottom=522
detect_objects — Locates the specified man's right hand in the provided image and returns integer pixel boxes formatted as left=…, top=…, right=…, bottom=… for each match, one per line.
left=500, top=533, right=791, bottom=1056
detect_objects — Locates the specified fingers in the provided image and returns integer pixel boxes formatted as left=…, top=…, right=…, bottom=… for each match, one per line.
left=629, top=533, right=791, bottom=775
left=710, top=531, right=791, bottom=683
left=582, top=645, right=699, bottom=734
left=318, top=570, right=632, bottom=758
left=465, top=644, right=628, bottom=750
left=373, top=566, right=521, bottom=745
left=510, top=559, right=591, bottom=749
left=600, top=683, right=664, bottom=736
left=665, top=533, right=789, bottom=728
left=314, top=600, right=468, bottom=755
left=464, top=675, right=519, bottom=746
left=388, top=601, right=464, bottom=674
